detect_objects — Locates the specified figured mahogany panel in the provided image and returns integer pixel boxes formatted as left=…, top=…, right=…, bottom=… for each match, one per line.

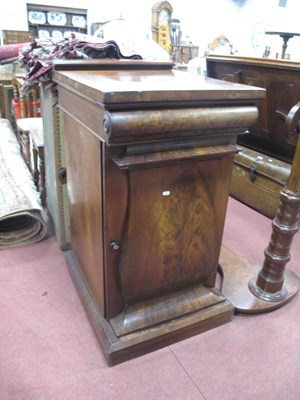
left=64, top=114, right=105, bottom=313
left=104, top=154, right=234, bottom=307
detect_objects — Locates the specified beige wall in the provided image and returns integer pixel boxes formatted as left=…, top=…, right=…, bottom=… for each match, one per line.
left=0, top=0, right=299, bottom=60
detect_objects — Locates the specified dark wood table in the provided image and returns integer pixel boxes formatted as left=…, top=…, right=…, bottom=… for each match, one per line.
left=265, top=31, right=300, bottom=59
left=53, top=60, right=264, bottom=366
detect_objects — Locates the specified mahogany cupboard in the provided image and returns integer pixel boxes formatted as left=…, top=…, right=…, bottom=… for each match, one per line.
left=53, top=60, right=264, bottom=365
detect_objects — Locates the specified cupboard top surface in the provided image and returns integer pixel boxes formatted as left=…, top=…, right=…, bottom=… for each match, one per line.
left=53, top=64, right=265, bottom=108
left=207, top=55, right=300, bottom=72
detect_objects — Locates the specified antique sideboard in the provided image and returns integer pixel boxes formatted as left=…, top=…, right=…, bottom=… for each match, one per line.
left=53, top=60, right=264, bottom=365
left=206, top=55, right=300, bottom=164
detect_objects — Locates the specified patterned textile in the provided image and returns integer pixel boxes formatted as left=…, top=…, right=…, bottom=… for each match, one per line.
left=19, top=36, right=142, bottom=93
left=0, top=119, right=48, bottom=248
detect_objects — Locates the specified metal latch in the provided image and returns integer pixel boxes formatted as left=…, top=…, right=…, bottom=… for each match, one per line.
left=249, top=166, right=257, bottom=182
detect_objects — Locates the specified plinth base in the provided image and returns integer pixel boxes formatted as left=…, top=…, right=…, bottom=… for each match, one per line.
left=220, top=246, right=300, bottom=314
left=66, top=250, right=234, bottom=366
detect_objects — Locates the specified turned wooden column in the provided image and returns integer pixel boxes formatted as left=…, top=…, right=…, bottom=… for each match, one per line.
left=249, top=189, right=300, bottom=301
left=249, top=101, right=300, bottom=302
left=220, top=101, right=300, bottom=313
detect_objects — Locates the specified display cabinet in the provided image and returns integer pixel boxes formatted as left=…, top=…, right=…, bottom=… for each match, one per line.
left=27, top=4, right=87, bottom=41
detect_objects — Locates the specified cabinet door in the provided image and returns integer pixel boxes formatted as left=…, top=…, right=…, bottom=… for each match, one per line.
left=103, top=150, right=233, bottom=316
